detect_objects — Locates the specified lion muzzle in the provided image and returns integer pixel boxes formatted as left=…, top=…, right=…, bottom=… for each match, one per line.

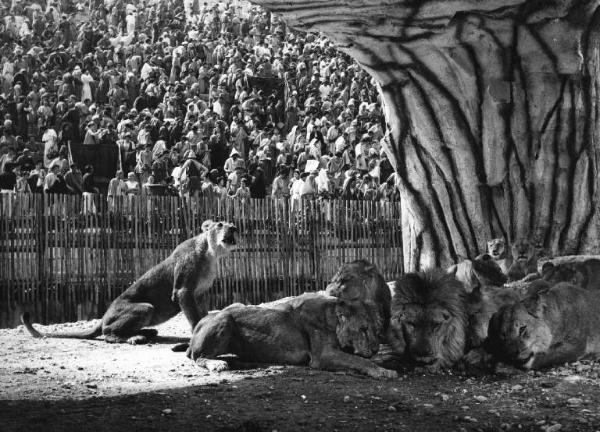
left=222, top=226, right=238, bottom=246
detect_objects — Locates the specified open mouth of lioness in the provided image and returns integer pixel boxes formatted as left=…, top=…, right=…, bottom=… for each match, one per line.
left=490, top=250, right=501, bottom=258
left=222, top=228, right=237, bottom=246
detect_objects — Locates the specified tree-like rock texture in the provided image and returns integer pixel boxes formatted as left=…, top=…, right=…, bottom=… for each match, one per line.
left=253, top=0, right=600, bottom=270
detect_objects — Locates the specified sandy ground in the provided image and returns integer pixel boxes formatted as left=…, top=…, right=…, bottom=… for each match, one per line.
left=2, top=314, right=600, bottom=432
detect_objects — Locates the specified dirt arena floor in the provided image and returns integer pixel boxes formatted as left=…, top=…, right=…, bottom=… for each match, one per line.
left=2, top=313, right=600, bottom=432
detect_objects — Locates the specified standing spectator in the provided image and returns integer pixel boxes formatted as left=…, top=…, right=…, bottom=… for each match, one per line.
left=125, top=172, right=141, bottom=195
left=14, top=165, right=31, bottom=194
left=107, top=170, right=126, bottom=210
left=64, top=163, right=83, bottom=194
left=232, top=177, right=250, bottom=200
left=82, top=165, right=98, bottom=194
left=271, top=166, right=290, bottom=199
left=43, top=164, right=64, bottom=193
left=0, top=162, right=17, bottom=191
left=249, top=166, right=266, bottom=198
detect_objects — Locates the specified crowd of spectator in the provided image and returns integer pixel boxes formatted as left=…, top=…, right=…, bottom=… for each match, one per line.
left=0, top=0, right=400, bottom=203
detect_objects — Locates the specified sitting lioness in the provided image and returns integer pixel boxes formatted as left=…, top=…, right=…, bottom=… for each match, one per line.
left=486, top=283, right=600, bottom=369
left=506, top=238, right=548, bottom=282
left=22, top=220, right=237, bottom=344
left=186, top=293, right=398, bottom=379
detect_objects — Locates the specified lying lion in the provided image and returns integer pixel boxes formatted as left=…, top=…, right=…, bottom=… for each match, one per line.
left=22, top=220, right=237, bottom=344
left=186, top=293, right=398, bottom=379
left=486, top=282, right=600, bottom=369
left=538, top=256, right=600, bottom=290
left=387, top=263, right=535, bottom=370
left=325, top=259, right=391, bottom=343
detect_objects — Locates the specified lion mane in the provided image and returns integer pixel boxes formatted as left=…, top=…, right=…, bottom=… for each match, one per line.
left=389, top=269, right=468, bottom=369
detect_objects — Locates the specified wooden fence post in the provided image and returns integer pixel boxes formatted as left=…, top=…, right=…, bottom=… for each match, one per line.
left=1, top=193, right=405, bottom=327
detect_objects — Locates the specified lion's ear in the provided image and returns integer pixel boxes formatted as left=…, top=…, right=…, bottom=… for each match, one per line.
left=540, top=262, right=555, bottom=277
left=523, top=295, right=544, bottom=318
left=201, top=219, right=215, bottom=232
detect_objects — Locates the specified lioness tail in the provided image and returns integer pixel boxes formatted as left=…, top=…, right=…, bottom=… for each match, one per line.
left=21, top=312, right=103, bottom=339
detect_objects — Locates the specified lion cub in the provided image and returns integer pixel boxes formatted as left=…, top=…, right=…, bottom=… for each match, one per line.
left=487, top=238, right=511, bottom=276
left=487, top=238, right=547, bottom=282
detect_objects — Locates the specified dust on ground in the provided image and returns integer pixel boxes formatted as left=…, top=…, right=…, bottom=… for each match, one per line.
left=1, top=314, right=600, bottom=432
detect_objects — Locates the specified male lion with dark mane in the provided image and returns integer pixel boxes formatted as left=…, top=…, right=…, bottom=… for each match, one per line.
left=486, top=283, right=600, bottom=369
left=186, top=293, right=398, bottom=379
left=388, top=263, right=535, bottom=370
left=388, top=269, right=467, bottom=370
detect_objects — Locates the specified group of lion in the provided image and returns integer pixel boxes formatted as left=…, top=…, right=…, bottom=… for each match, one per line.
left=21, top=225, right=600, bottom=377
left=402, top=238, right=600, bottom=371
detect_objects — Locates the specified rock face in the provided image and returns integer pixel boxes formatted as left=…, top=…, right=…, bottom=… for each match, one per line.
left=254, top=0, right=600, bottom=270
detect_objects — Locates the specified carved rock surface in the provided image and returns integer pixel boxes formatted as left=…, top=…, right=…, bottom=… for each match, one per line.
left=253, top=0, right=600, bottom=269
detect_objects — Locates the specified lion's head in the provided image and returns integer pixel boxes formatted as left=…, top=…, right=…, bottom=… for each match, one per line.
left=202, top=220, right=238, bottom=255
left=512, top=238, right=533, bottom=263
left=487, top=238, right=507, bottom=260
left=326, top=259, right=391, bottom=341
left=540, top=259, right=600, bottom=290
left=540, top=262, right=582, bottom=287
left=389, top=270, right=468, bottom=369
left=335, top=300, right=381, bottom=358
left=446, top=254, right=507, bottom=294
left=486, top=302, right=552, bottom=369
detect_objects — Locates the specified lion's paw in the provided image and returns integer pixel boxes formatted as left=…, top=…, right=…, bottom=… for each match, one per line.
left=196, top=359, right=229, bottom=372
left=369, top=367, right=398, bottom=379
left=463, top=349, right=486, bottom=366
left=127, top=335, right=148, bottom=345
left=414, top=363, right=443, bottom=374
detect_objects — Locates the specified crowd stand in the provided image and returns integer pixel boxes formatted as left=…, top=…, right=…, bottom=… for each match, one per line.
left=0, top=0, right=400, bottom=203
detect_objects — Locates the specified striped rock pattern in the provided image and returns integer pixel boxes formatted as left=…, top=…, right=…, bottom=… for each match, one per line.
left=253, top=0, right=600, bottom=270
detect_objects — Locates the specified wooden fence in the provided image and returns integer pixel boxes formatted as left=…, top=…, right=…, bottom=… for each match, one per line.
left=0, top=193, right=403, bottom=328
